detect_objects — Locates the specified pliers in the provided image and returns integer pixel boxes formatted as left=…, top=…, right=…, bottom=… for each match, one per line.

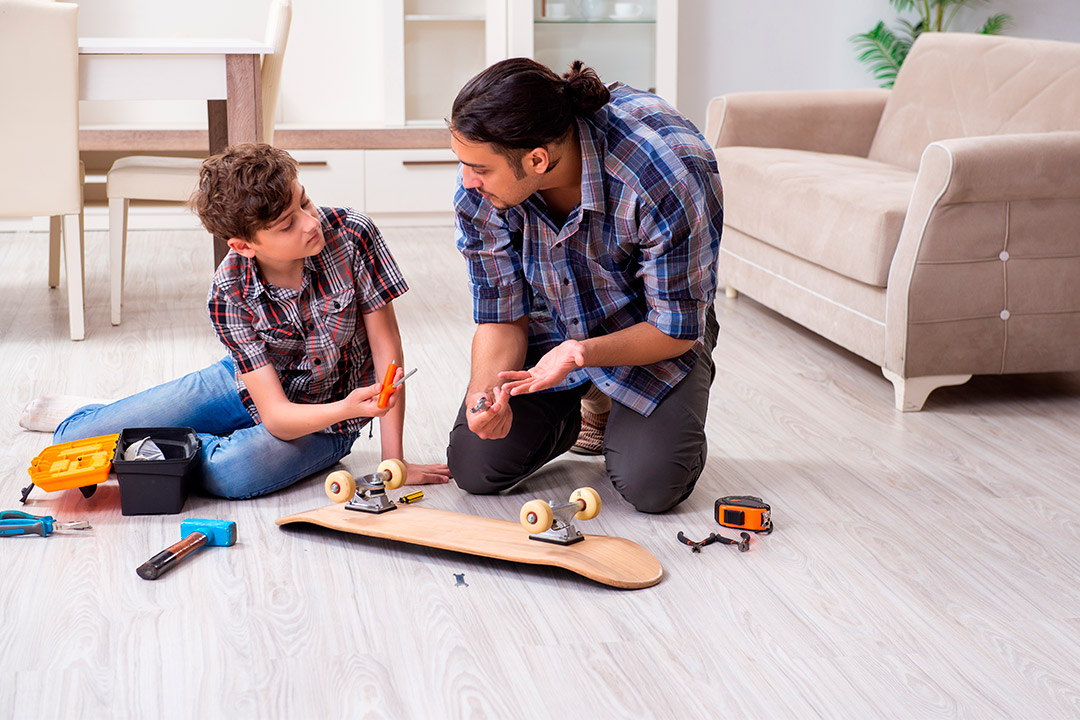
left=0, top=510, right=91, bottom=537
left=677, top=530, right=751, bottom=553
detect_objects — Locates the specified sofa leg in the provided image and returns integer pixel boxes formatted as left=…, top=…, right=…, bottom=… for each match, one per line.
left=882, top=368, right=972, bottom=412
left=724, top=285, right=738, bottom=299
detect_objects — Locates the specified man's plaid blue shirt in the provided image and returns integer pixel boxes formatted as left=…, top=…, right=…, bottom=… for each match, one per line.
left=454, top=83, right=724, bottom=416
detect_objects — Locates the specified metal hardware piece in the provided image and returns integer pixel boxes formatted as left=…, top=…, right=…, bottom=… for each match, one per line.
left=391, top=367, right=417, bottom=389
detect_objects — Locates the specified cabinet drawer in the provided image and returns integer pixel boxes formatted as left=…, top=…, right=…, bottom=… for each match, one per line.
left=364, top=149, right=459, bottom=214
left=291, top=150, right=366, bottom=210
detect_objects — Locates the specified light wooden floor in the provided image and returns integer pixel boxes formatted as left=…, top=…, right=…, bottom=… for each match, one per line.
left=2, top=224, right=1080, bottom=719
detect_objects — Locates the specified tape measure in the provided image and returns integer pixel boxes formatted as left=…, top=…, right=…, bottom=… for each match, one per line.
left=715, top=496, right=773, bottom=534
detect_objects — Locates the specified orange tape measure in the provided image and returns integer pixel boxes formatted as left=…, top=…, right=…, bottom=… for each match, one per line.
left=715, top=496, right=773, bottom=534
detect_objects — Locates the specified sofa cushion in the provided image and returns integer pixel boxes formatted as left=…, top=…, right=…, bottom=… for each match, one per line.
left=714, top=145, right=916, bottom=287
left=870, top=33, right=1080, bottom=170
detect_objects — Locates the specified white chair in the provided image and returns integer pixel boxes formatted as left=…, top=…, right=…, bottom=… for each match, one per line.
left=0, top=0, right=86, bottom=340
left=106, top=0, right=292, bottom=325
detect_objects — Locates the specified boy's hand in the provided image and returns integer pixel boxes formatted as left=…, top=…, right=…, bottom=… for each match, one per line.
left=498, top=340, right=585, bottom=396
left=465, top=385, right=513, bottom=440
left=345, top=381, right=400, bottom=418
left=403, top=461, right=452, bottom=485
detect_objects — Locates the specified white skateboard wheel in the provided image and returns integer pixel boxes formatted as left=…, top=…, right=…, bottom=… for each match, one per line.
left=377, top=459, right=407, bottom=490
left=520, top=499, right=554, bottom=532
left=570, top=487, right=602, bottom=521
left=325, top=471, right=356, bottom=503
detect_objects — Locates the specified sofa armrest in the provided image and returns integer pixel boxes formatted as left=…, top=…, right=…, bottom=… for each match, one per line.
left=705, top=89, right=889, bottom=156
left=919, top=132, right=1080, bottom=203
left=886, top=131, right=1080, bottom=376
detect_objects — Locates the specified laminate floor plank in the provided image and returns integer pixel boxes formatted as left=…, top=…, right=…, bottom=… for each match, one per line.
left=2, top=224, right=1079, bottom=719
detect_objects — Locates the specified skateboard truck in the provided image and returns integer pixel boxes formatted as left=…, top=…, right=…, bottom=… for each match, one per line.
left=324, top=459, right=408, bottom=514
left=519, top=487, right=602, bottom=546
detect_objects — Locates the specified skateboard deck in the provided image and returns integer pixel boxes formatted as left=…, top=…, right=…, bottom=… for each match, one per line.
left=277, top=503, right=663, bottom=589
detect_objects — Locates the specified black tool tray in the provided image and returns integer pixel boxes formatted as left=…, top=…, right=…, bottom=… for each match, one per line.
left=113, top=427, right=201, bottom=515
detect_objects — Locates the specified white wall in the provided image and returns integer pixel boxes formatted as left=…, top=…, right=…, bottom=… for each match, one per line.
left=676, top=0, right=1080, bottom=130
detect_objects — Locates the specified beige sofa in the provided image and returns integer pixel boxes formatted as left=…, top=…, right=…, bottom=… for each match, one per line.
left=706, top=32, right=1080, bottom=410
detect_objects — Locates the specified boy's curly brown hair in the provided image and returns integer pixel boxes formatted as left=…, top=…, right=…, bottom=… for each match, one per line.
left=190, top=143, right=299, bottom=241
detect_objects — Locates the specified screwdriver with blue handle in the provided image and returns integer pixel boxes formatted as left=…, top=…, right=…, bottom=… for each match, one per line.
left=0, top=510, right=91, bottom=537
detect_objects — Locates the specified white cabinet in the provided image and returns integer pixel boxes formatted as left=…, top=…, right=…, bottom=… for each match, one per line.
left=292, top=150, right=367, bottom=210
left=291, top=148, right=460, bottom=218
left=364, top=149, right=460, bottom=214
left=384, top=0, right=680, bottom=126
left=383, top=0, right=508, bottom=126
left=508, top=0, right=679, bottom=107
left=368, top=0, right=681, bottom=218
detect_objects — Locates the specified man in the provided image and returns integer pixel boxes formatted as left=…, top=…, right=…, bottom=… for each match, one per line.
left=446, top=58, right=723, bottom=513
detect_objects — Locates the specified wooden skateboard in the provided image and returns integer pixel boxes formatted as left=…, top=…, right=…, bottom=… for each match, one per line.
left=276, top=461, right=663, bottom=589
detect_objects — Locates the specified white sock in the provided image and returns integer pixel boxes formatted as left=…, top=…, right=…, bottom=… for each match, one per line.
left=18, top=394, right=112, bottom=433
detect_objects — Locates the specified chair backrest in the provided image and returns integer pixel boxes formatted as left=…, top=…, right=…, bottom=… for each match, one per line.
left=261, top=0, right=292, bottom=145
left=868, top=32, right=1080, bottom=170
left=0, top=0, right=81, bottom=217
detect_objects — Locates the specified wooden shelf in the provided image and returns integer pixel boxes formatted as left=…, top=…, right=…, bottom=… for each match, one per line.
left=405, top=14, right=485, bottom=21
left=79, top=127, right=452, bottom=153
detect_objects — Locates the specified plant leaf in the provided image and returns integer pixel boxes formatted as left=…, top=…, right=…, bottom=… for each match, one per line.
left=850, top=21, right=910, bottom=88
left=980, top=13, right=1013, bottom=35
left=895, top=18, right=925, bottom=47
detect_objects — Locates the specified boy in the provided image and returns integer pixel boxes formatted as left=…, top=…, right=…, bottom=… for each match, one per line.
left=43, top=143, right=450, bottom=498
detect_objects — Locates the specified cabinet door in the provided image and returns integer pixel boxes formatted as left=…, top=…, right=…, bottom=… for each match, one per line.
left=364, top=149, right=460, bottom=214
left=384, top=0, right=508, bottom=126
left=507, top=0, right=678, bottom=107
left=292, top=150, right=367, bottom=210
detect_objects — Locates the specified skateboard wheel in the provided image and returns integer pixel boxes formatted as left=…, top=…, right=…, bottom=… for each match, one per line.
left=520, top=499, right=554, bottom=533
left=570, top=487, right=602, bottom=521
left=325, top=471, right=356, bottom=503
left=377, top=459, right=407, bottom=490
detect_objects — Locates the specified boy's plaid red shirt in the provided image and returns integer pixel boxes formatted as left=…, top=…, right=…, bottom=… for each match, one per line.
left=207, top=206, right=408, bottom=435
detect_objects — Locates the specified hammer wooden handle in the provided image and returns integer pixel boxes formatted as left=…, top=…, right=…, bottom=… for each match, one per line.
left=136, top=531, right=208, bottom=580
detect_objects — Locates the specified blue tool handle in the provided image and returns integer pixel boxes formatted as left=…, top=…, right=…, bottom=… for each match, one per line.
left=0, top=511, right=55, bottom=535
left=0, top=519, right=46, bottom=537
left=0, top=510, right=42, bottom=520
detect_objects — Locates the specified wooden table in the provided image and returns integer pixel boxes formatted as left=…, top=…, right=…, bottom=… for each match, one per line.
left=79, top=38, right=273, bottom=265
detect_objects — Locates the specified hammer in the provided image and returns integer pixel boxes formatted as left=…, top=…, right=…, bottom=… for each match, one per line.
left=136, top=518, right=236, bottom=580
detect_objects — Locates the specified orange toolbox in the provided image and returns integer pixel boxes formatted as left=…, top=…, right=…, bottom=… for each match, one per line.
left=22, top=434, right=120, bottom=503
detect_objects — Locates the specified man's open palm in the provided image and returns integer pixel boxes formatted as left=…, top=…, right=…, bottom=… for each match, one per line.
left=499, top=340, right=586, bottom=395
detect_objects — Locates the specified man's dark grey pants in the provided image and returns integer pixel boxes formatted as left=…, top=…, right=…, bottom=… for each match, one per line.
left=446, top=306, right=719, bottom=513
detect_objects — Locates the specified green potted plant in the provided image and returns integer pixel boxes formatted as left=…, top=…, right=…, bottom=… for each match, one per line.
left=852, top=0, right=1012, bottom=87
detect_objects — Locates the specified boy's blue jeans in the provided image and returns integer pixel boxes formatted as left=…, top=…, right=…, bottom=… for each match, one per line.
left=53, top=356, right=358, bottom=499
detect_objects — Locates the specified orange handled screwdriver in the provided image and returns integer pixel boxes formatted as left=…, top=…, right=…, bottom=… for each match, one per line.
left=377, top=362, right=399, bottom=409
